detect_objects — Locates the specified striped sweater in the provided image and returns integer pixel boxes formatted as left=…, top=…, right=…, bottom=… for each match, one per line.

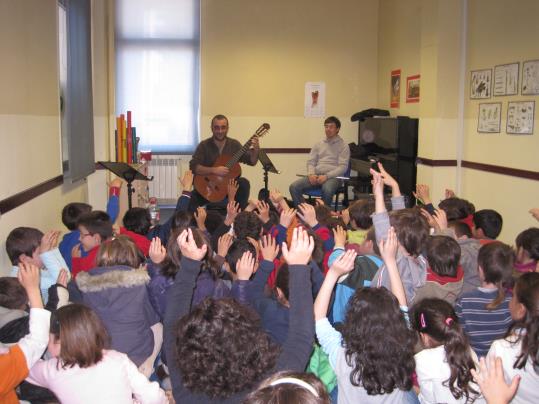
left=455, top=287, right=512, bottom=357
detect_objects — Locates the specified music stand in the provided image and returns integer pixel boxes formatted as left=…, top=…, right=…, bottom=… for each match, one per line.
left=257, top=149, right=280, bottom=201
left=98, top=161, right=153, bottom=209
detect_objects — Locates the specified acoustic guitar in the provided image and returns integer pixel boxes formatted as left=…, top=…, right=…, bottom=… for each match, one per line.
left=194, top=123, right=270, bottom=202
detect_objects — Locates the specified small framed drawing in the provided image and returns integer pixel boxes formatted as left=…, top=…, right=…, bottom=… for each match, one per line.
left=493, top=63, right=519, bottom=96
left=507, top=101, right=535, bottom=135
left=390, top=69, right=401, bottom=108
left=406, top=74, right=420, bottom=103
left=470, top=69, right=492, bottom=99
left=477, top=103, right=501, bottom=133
left=522, top=60, right=539, bottom=95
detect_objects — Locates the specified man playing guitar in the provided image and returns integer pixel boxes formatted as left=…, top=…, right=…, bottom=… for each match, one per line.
left=189, top=114, right=259, bottom=211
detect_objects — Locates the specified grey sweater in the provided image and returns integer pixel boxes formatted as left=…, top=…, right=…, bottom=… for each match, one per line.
left=307, top=135, right=350, bottom=178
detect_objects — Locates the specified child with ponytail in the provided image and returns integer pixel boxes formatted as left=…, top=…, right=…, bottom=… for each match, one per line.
left=412, top=298, right=484, bottom=403
left=488, top=272, right=539, bottom=403
left=456, top=242, right=514, bottom=357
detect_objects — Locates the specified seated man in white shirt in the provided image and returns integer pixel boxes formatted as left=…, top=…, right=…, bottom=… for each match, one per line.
left=289, top=116, right=350, bottom=207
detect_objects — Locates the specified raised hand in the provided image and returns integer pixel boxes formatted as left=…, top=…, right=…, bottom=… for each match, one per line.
left=259, top=234, right=280, bottom=261
left=420, top=208, right=439, bottom=231
left=224, top=200, right=240, bottom=226
left=177, top=228, right=207, bottom=261
left=269, top=189, right=284, bottom=206
left=377, top=162, right=398, bottom=189
left=149, top=237, right=167, bottom=264
left=329, top=249, right=357, bottom=277
left=194, top=207, right=207, bottom=231
left=413, top=184, right=431, bottom=205
left=333, top=225, right=347, bottom=248
left=530, top=207, right=539, bottom=222
left=71, top=243, right=82, bottom=259
left=433, top=209, right=448, bottom=230
left=314, top=198, right=325, bottom=207
left=370, top=168, right=384, bottom=196
left=378, top=226, right=398, bottom=265
left=227, top=178, right=239, bottom=201
left=471, top=357, right=519, bottom=404
left=445, top=189, right=456, bottom=199
left=298, top=203, right=318, bottom=228
left=282, top=227, right=315, bottom=265
left=341, top=208, right=350, bottom=226
left=109, top=177, right=123, bottom=188
left=217, top=233, right=234, bottom=258
left=40, top=230, right=61, bottom=253
left=17, top=262, right=43, bottom=309
left=255, top=200, right=270, bottom=224
left=56, top=268, right=69, bottom=288
left=279, top=207, right=297, bottom=228
left=236, top=251, right=256, bottom=281
left=180, top=169, right=194, bottom=191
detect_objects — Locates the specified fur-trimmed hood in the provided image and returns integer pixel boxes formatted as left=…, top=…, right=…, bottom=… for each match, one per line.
left=76, top=265, right=149, bottom=293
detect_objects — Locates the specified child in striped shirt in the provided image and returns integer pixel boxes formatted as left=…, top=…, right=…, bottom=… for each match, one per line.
left=455, top=242, right=513, bottom=357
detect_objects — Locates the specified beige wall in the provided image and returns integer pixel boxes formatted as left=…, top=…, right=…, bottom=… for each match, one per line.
left=462, top=0, right=539, bottom=242
left=201, top=0, right=380, bottom=195
left=0, top=0, right=111, bottom=275
left=377, top=0, right=539, bottom=244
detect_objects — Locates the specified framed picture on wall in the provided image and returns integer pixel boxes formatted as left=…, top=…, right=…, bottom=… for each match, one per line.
left=507, top=101, right=535, bottom=135
left=406, top=74, right=420, bottom=103
left=493, top=63, right=519, bottom=96
left=522, top=60, right=539, bottom=95
left=470, top=69, right=492, bottom=99
left=477, top=103, right=501, bottom=133
left=390, top=69, right=401, bottom=108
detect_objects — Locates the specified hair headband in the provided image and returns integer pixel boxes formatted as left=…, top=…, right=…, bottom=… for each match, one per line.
left=445, top=317, right=454, bottom=326
left=269, top=377, right=319, bottom=397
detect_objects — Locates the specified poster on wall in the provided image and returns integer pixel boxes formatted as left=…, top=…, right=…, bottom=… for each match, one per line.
left=477, top=103, right=501, bottom=133
left=390, top=69, right=401, bottom=108
left=406, top=74, right=420, bottom=103
left=470, top=69, right=492, bottom=99
left=522, top=60, right=539, bottom=95
left=506, top=101, right=535, bottom=135
left=493, top=63, right=519, bottom=96
left=304, top=82, right=326, bottom=118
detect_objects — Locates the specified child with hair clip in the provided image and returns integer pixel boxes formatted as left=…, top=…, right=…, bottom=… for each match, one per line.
left=315, top=226, right=418, bottom=403
left=456, top=242, right=514, bottom=357
left=487, top=271, right=539, bottom=403
left=164, top=227, right=315, bottom=403
left=411, top=298, right=484, bottom=403
left=26, top=304, right=167, bottom=403
left=243, top=371, right=331, bottom=404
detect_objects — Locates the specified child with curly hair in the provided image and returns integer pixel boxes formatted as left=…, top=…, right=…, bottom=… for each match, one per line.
left=164, top=227, right=315, bottom=403
left=314, top=226, right=418, bottom=403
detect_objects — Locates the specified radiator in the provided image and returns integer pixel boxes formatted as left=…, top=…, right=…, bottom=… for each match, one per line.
left=147, top=158, right=181, bottom=203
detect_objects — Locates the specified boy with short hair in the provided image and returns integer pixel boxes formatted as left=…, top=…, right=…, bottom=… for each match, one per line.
left=344, top=199, right=375, bottom=245
left=472, top=209, right=503, bottom=243
left=370, top=164, right=430, bottom=304
left=58, top=178, right=122, bottom=270
left=413, top=235, right=464, bottom=305
left=7, top=228, right=68, bottom=302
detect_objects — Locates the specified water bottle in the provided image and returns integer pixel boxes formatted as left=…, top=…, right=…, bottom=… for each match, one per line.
left=148, top=197, right=160, bottom=226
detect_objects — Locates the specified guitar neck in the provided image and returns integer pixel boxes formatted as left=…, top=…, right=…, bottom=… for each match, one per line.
left=225, top=140, right=253, bottom=168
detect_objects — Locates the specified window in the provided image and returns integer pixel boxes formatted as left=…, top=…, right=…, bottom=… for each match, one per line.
left=115, top=0, right=200, bottom=154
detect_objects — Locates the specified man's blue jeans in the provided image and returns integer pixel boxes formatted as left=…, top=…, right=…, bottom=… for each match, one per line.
left=289, top=176, right=340, bottom=207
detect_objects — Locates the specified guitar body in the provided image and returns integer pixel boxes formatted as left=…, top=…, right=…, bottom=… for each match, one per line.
left=194, top=154, right=242, bottom=202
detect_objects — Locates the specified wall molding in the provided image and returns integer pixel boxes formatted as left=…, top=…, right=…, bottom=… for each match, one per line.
left=0, top=175, right=64, bottom=215
left=461, top=160, right=539, bottom=181
left=263, top=148, right=311, bottom=154
left=416, top=157, right=458, bottom=167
